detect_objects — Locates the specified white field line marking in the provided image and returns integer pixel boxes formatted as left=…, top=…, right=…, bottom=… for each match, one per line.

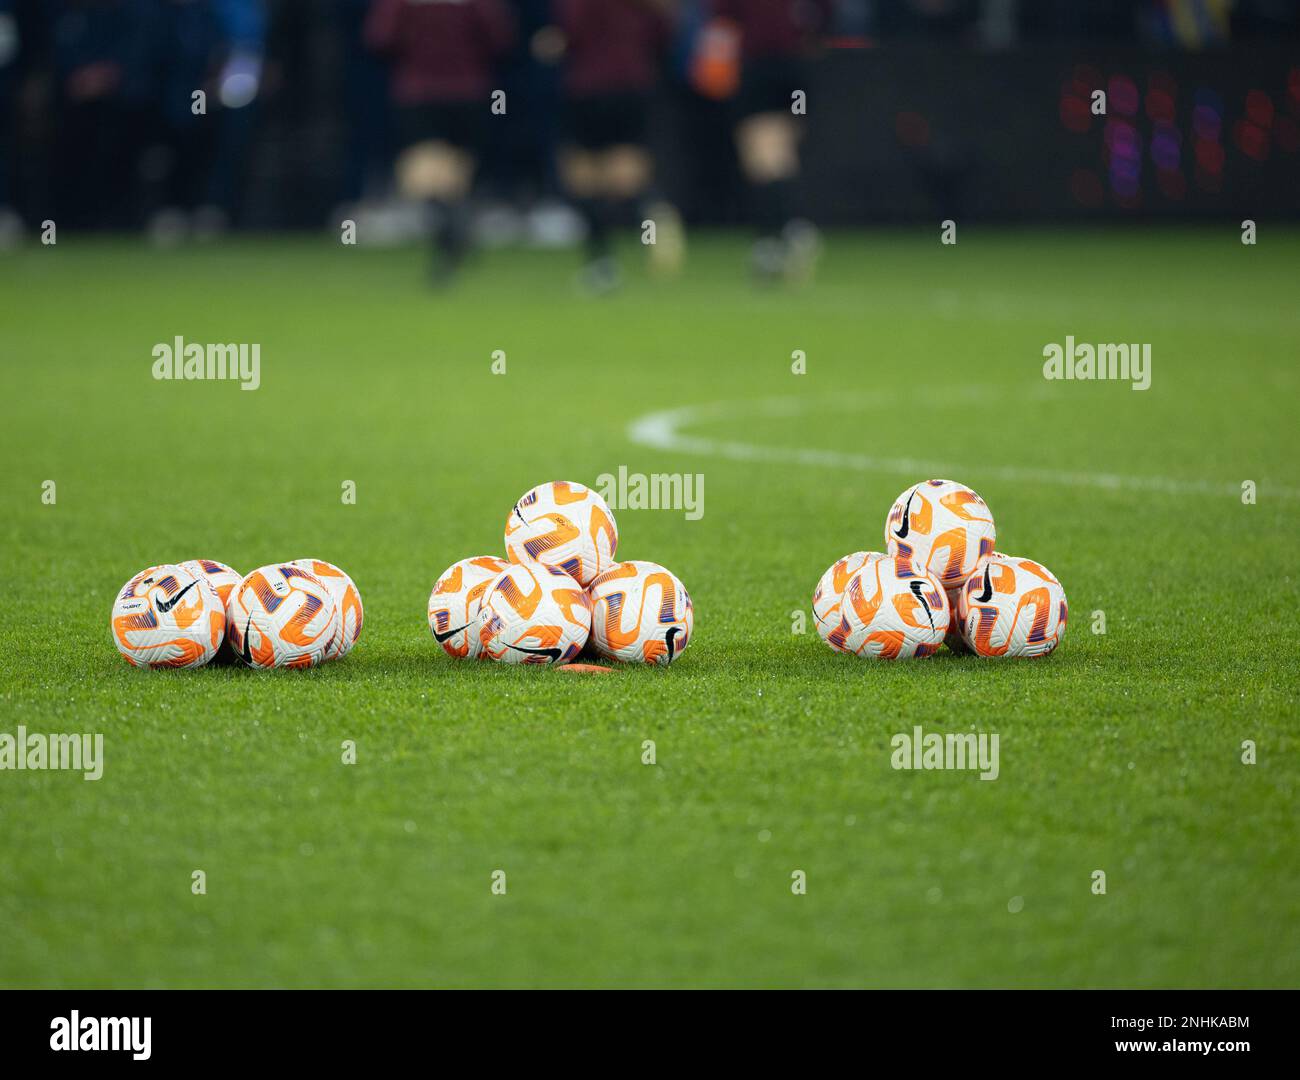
left=627, top=397, right=1299, bottom=500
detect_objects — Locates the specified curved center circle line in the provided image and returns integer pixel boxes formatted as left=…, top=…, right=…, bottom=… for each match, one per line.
left=627, top=398, right=1297, bottom=500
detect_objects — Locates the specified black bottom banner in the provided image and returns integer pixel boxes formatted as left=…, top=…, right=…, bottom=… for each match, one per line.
left=0, top=989, right=1290, bottom=1068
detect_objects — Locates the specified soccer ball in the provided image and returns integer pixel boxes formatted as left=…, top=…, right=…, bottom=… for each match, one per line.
left=955, top=553, right=1067, bottom=658
left=588, top=560, right=694, bottom=665
left=476, top=561, right=591, bottom=665
left=826, top=556, right=949, bottom=659
left=179, top=559, right=243, bottom=662
left=110, top=564, right=225, bottom=668
left=504, top=480, right=618, bottom=587
left=179, top=559, right=242, bottom=607
left=428, top=555, right=510, bottom=659
left=226, top=563, right=339, bottom=669
left=812, top=551, right=884, bottom=652
left=291, top=558, right=364, bottom=659
left=884, top=479, right=996, bottom=591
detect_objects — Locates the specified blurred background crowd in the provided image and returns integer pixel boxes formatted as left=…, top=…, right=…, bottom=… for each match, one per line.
left=0, top=0, right=1297, bottom=265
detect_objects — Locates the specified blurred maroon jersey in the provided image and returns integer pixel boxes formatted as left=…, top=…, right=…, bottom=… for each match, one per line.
left=713, top=0, right=833, bottom=58
left=365, top=0, right=515, bottom=104
left=558, top=0, right=673, bottom=98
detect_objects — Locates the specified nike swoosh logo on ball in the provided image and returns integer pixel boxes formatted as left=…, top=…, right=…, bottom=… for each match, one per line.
left=894, top=490, right=916, bottom=538
left=508, top=643, right=562, bottom=662
left=665, top=625, right=683, bottom=662
left=156, top=580, right=197, bottom=613
left=908, top=581, right=934, bottom=629
left=239, top=615, right=254, bottom=665
left=433, top=623, right=468, bottom=643
left=975, top=566, right=994, bottom=603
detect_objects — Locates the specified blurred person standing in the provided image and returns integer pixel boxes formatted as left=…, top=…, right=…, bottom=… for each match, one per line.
left=0, top=0, right=20, bottom=240
left=200, top=0, right=268, bottom=230
left=142, top=0, right=223, bottom=242
left=365, top=0, right=514, bottom=283
left=337, top=0, right=391, bottom=208
left=713, top=0, right=832, bottom=282
left=554, top=0, right=680, bottom=292
left=48, top=0, right=157, bottom=229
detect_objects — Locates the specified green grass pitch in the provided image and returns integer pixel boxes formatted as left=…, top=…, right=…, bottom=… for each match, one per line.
left=1, top=229, right=1297, bottom=988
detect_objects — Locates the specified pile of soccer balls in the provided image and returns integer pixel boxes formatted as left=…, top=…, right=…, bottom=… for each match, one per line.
left=428, top=480, right=693, bottom=667
left=812, top=479, right=1067, bottom=659
left=110, top=559, right=363, bottom=669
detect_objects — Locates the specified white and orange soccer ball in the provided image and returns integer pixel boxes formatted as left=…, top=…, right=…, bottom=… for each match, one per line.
left=476, top=561, right=591, bottom=665
left=955, top=553, right=1068, bottom=658
left=179, top=559, right=242, bottom=607
left=504, top=480, right=618, bottom=587
left=110, top=564, right=226, bottom=669
left=291, top=558, right=363, bottom=660
left=825, top=556, right=949, bottom=660
left=428, top=555, right=510, bottom=659
left=226, top=563, right=340, bottom=669
left=812, top=551, right=884, bottom=652
left=179, top=559, right=243, bottom=662
left=884, top=479, right=996, bottom=592
left=588, top=560, right=693, bottom=665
